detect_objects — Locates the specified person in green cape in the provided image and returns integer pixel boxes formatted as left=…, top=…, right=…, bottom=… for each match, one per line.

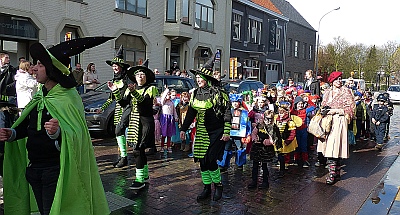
left=0, top=37, right=113, bottom=215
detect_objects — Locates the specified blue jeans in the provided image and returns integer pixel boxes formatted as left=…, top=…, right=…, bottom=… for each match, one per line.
left=76, top=85, right=84, bottom=94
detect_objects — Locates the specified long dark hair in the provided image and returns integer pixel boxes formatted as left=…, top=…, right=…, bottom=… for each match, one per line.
left=86, top=62, right=96, bottom=73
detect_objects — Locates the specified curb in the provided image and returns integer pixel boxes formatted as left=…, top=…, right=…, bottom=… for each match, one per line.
left=357, top=155, right=400, bottom=215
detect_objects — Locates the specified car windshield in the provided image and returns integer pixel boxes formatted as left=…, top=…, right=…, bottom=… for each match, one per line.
left=389, top=86, right=400, bottom=92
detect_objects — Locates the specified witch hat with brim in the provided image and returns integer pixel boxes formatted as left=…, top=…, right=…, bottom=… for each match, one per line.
left=189, top=54, right=218, bottom=84
left=106, top=45, right=130, bottom=69
left=127, top=59, right=155, bottom=85
left=30, top=36, right=114, bottom=88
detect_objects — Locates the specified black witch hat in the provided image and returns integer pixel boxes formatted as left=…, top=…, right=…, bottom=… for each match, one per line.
left=189, top=54, right=218, bottom=83
left=127, top=59, right=155, bottom=85
left=30, top=36, right=114, bottom=88
left=106, top=45, right=130, bottom=69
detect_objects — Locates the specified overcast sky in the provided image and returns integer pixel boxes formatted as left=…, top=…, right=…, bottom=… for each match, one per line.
left=286, top=0, right=400, bottom=47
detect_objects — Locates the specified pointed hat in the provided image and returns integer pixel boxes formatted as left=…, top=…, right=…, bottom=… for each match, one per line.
left=189, top=54, right=218, bottom=83
left=30, top=36, right=114, bottom=88
left=127, top=59, right=155, bottom=85
left=106, top=45, right=130, bottom=69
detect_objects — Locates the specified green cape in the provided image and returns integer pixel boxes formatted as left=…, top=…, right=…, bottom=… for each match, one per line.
left=3, top=84, right=110, bottom=215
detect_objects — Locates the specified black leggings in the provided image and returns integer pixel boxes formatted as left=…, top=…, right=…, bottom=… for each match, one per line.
left=132, top=147, right=147, bottom=169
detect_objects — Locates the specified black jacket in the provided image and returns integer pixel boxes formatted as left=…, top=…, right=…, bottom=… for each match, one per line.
left=0, top=64, right=17, bottom=99
left=304, top=78, right=320, bottom=96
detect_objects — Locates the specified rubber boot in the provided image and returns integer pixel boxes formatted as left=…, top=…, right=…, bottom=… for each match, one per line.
left=197, top=184, right=212, bottom=200
left=326, top=162, right=338, bottom=185
left=115, top=156, right=128, bottom=168
left=198, top=171, right=212, bottom=200
left=213, top=182, right=223, bottom=201
left=113, top=156, right=121, bottom=167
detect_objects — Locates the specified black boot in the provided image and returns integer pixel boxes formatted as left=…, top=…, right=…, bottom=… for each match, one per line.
left=213, top=182, right=223, bottom=201
left=113, top=156, right=121, bottom=166
left=326, top=162, right=338, bottom=185
left=114, top=156, right=128, bottom=168
left=197, top=184, right=212, bottom=200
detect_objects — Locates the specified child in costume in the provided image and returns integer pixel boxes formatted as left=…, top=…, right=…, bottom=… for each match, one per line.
left=176, top=92, right=192, bottom=152
left=160, top=87, right=178, bottom=153
left=102, top=45, right=132, bottom=168
left=248, top=110, right=280, bottom=189
left=275, top=101, right=302, bottom=176
left=291, top=96, right=309, bottom=167
left=371, top=94, right=389, bottom=151
left=153, top=98, right=162, bottom=148
left=248, top=95, right=270, bottom=154
left=218, top=94, right=251, bottom=171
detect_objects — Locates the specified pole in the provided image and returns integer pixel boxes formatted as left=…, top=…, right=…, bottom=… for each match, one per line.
left=314, top=7, right=340, bottom=77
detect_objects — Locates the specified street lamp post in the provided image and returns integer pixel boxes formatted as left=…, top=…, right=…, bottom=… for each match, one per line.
left=314, top=7, right=341, bottom=77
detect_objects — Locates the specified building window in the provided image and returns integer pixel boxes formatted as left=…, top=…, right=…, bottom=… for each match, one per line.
left=194, top=0, right=214, bottom=31
left=194, top=47, right=212, bottom=69
left=181, top=0, right=190, bottom=23
left=60, top=27, right=80, bottom=67
left=115, top=0, right=147, bottom=16
left=309, top=45, right=313, bottom=60
left=243, top=59, right=260, bottom=80
left=287, top=38, right=292, bottom=56
left=115, top=34, right=146, bottom=66
left=302, top=43, right=306, bottom=59
left=248, top=18, right=261, bottom=44
left=232, top=13, right=241, bottom=40
left=294, top=40, right=299, bottom=57
left=166, top=0, right=176, bottom=22
left=276, top=27, right=281, bottom=50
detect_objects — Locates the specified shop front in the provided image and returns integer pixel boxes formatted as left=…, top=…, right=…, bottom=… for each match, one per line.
left=0, top=13, right=38, bottom=65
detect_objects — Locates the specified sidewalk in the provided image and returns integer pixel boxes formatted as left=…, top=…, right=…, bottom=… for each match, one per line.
left=357, top=152, right=400, bottom=215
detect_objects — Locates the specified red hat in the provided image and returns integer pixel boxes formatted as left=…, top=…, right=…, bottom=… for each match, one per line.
left=328, top=71, right=342, bottom=83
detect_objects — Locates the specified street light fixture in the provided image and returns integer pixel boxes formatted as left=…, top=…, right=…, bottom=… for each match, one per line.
left=314, top=7, right=341, bottom=77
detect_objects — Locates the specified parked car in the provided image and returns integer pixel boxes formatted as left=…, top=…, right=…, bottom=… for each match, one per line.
left=387, top=85, right=400, bottom=104
left=222, top=79, right=264, bottom=93
left=82, top=75, right=195, bottom=136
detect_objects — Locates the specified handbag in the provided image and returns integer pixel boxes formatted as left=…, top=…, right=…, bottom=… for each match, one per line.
left=235, top=147, right=247, bottom=167
left=308, top=111, right=325, bottom=138
left=321, top=114, right=333, bottom=134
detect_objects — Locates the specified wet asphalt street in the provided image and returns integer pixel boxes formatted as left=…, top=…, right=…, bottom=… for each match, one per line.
left=1, top=106, right=400, bottom=215
left=93, top=105, right=400, bottom=215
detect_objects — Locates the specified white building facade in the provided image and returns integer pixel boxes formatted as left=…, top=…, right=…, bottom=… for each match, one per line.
left=0, top=0, right=231, bottom=81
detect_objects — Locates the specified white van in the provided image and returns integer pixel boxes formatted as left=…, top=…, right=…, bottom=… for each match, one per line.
left=341, top=79, right=366, bottom=90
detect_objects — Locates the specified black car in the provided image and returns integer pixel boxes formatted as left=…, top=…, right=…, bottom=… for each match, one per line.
left=222, top=80, right=264, bottom=93
left=82, top=75, right=195, bottom=136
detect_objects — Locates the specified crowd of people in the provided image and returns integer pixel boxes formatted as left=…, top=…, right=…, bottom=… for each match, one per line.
left=0, top=39, right=395, bottom=214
